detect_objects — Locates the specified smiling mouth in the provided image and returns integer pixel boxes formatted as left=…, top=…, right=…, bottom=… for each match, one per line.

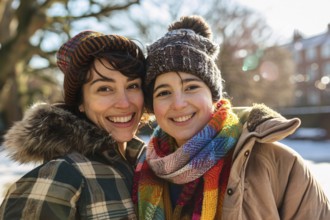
left=108, top=113, right=134, bottom=123
left=172, top=114, right=194, bottom=122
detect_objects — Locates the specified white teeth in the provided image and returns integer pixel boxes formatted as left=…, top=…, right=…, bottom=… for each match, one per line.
left=173, top=114, right=193, bottom=122
left=109, top=115, right=133, bottom=123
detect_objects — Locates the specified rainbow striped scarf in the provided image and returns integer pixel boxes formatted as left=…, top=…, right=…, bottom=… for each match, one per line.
left=133, top=99, right=242, bottom=220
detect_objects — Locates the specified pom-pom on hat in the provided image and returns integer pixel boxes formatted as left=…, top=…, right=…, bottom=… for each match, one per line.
left=56, top=31, right=144, bottom=106
left=145, top=15, right=222, bottom=101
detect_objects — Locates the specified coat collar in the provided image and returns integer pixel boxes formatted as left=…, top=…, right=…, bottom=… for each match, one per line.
left=233, top=103, right=301, bottom=158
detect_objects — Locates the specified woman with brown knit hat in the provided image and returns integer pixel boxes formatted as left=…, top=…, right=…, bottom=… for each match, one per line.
left=0, top=31, right=147, bottom=219
left=132, top=15, right=330, bottom=219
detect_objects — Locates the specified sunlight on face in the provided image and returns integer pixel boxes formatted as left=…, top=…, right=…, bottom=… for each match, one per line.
left=79, top=58, right=144, bottom=144
left=153, top=72, right=214, bottom=146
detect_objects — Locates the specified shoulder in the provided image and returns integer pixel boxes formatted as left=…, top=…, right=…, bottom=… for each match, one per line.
left=244, top=141, right=308, bottom=191
left=17, top=156, right=85, bottom=189
left=240, top=141, right=330, bottom=219
left=0, top=156, right=90, bottom=219
left=253, top=141, right=301, bottom=159
left=0, top=156, right=85, bottom=217
left=250, top=141, right=305, bottom=169
left=245, top=141, right=313, bottom=192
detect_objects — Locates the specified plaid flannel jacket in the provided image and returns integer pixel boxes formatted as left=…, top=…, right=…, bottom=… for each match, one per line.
left=0, top=138, right=145, bottom=220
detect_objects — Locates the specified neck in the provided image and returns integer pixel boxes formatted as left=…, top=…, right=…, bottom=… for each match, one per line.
left=117, top=142, right=127, bottom=158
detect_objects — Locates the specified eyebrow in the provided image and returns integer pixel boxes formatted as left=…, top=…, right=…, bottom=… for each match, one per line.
left=153, top=84, right=168, bottom=94
left=90, top=78, right=115, bottom=85
left=153, top=77, right=202, bottom=94
left=90, top=77, right=138, bottom=85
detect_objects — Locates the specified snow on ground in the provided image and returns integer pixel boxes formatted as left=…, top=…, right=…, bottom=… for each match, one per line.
left=0, top=152, right=38, bottom=203
left=0, top=139, right=330, bottom=204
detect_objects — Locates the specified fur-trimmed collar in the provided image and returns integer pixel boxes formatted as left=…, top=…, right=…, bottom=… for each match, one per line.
left=234, top=103, right=285, bottom=130
left=2, top=103, right=117, bottom=164
left=234, top=103, right=300, bottom=140
left=246, top=103, right=285, bottom=132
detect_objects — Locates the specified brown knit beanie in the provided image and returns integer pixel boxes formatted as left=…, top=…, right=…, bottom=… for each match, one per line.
left=56, top=31, right=145, bottom=106
left=145, top=15, right=222, bottom=101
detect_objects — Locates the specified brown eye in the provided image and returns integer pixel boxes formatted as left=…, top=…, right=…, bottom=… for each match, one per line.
left=97, top=86, right=112, bottom=92
left=186, top=85, right=199, bottom=91
left=128, top=83, right=141, bottom=89
left=155, top=90, right=171, bottom=98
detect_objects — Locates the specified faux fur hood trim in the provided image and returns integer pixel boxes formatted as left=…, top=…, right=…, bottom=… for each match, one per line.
left=246, top=103, right=285, bottom=132
left=2, top=103, right=116, bottom=164
left=235, top=103, right=300, bottom=141
left=234, top=103, right=287, bottom=130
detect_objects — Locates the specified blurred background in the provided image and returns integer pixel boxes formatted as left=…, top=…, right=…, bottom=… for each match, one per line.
left=0, top=0, right=329, bottom=202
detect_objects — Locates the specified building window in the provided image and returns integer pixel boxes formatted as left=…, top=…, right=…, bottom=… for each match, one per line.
left=321, top=43, right=330, bottom=59
left=306, top=63, right=318, bottom=82
left=323, top=61, right=330, bottom=76
left=305, top=47, right=317, bottom=61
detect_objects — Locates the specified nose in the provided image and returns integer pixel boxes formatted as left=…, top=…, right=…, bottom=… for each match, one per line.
left=171, top=93, right=187, bottom=110
left=114, top=90, right=130, bottom=108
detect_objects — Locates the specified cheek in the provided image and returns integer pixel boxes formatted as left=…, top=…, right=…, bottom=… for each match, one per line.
left=203, top=106, right=214, bottom=120
left=198, top=95, right=214, bottom=116
left=136, top=93, right=144, bottom=109
left=153, top=101, right=167, bottom=119
left=130, top=92, right=144, bottom=113
left=205, top=99, right=215, bottom=113
left=83, top=97, right=108, bottom=118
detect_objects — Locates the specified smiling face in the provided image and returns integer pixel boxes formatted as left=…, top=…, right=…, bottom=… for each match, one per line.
left=79, top=58, right=144, bottom=144
left=153, top=71, right=215, bottom=147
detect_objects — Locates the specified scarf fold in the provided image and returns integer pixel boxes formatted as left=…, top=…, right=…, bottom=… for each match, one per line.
left=133, top=99, right=242, bottom=220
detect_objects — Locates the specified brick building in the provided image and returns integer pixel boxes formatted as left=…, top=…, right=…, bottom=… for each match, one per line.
left=285, top=24, right=330, bottom=106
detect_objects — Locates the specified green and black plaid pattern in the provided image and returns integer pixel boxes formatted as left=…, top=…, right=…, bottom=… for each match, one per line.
left=0, top=139, right=144, bottom=219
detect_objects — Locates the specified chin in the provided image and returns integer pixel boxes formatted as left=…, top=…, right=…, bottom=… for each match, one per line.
left=175, top=135, right=195, bottom=145
left=113, top=134, right=134, bottom=143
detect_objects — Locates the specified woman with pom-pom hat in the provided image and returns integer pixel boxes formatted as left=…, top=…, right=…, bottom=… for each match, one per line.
left=132, top=15, right=330, bottom=220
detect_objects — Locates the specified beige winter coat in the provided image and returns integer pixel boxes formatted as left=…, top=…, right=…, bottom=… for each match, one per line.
left=222, top=105, right=330, bottom=219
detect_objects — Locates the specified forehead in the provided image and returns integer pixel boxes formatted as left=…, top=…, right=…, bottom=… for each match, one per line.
left=88, top=58, right=116, bottom=79
left=92, top=58, right=112, bottom=71
left=155, top=71, right=200, bottom=84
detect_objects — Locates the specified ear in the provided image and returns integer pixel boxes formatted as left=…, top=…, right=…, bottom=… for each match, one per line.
left=79, top=104, right=85, bottom=112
